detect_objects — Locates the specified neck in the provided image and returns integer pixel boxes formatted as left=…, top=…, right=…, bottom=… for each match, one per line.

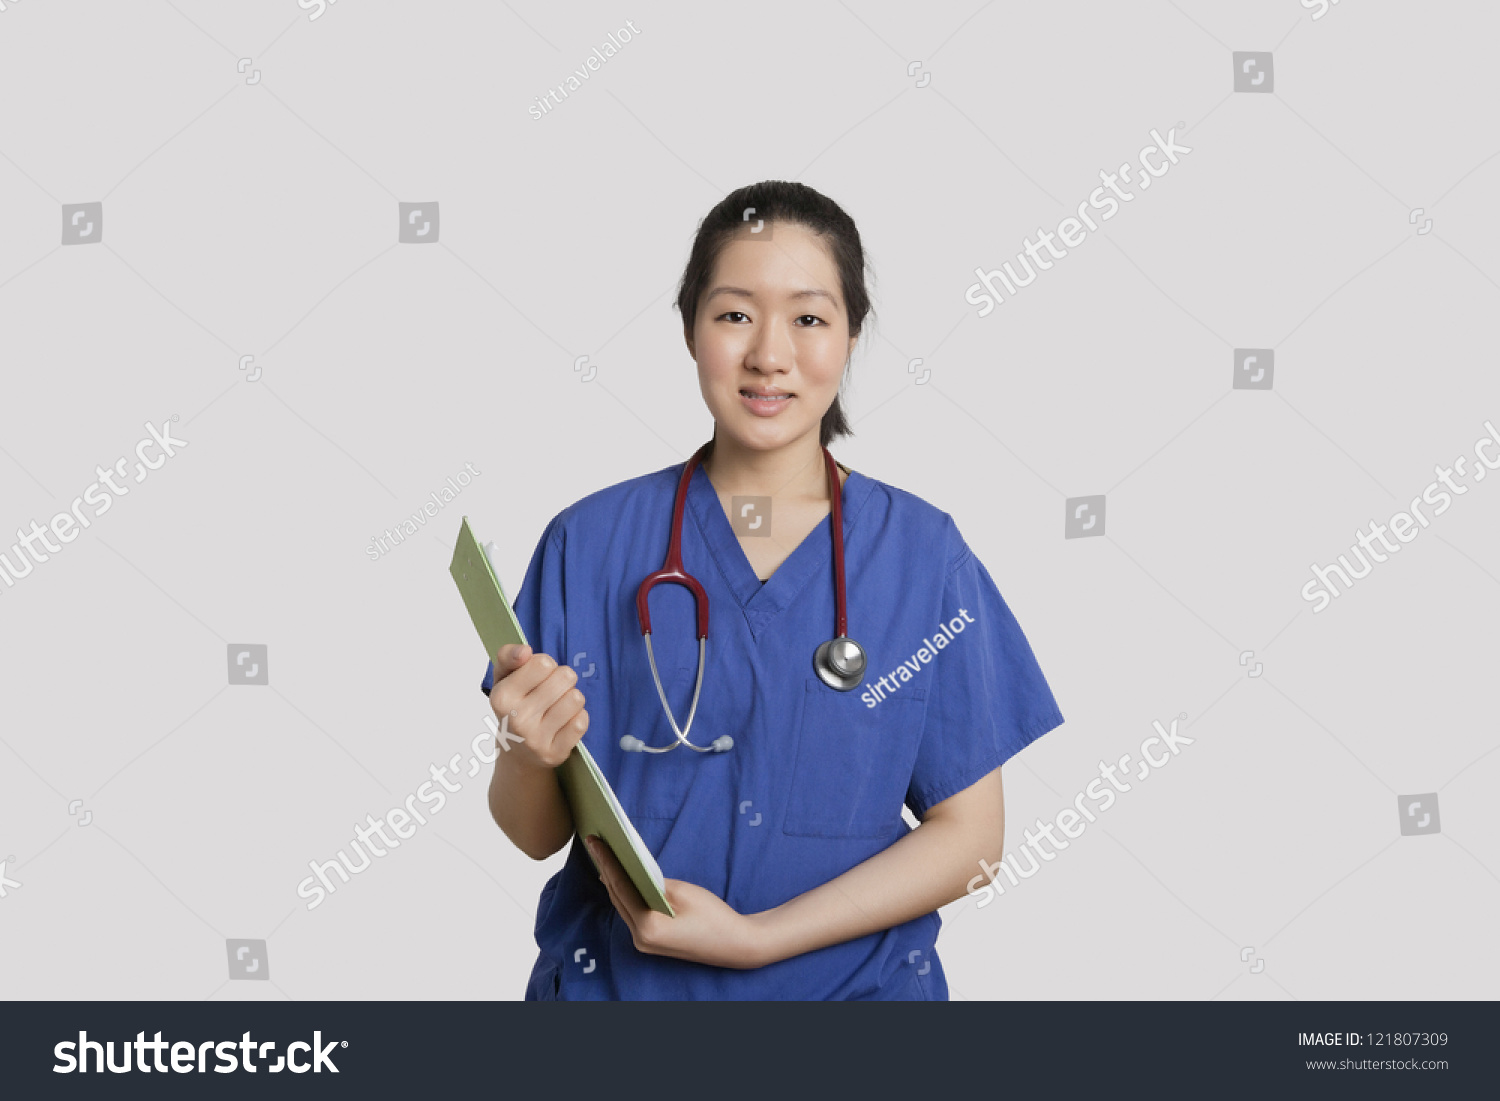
left=701, top=430, right=828, bottom=500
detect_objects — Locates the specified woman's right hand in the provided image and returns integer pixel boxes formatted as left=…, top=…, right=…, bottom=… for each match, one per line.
left=488, top=644, right=590, bottom=770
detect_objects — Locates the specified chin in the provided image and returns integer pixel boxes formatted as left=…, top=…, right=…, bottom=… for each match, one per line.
left=725, top=425, right=819, bottom=455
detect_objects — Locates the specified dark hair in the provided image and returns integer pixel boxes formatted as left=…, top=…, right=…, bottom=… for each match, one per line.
left=675, top=180, right=873, bottom=449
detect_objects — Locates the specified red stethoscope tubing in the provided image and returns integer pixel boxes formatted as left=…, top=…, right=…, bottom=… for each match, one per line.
left=635, top=441, right=848, bottom=640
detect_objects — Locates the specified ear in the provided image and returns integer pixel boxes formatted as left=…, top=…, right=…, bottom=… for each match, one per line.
left=684, top=329, right=696, bottom=361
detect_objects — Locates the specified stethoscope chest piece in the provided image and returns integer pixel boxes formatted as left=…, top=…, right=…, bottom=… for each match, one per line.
left=814, top=635, right=867, bottom=692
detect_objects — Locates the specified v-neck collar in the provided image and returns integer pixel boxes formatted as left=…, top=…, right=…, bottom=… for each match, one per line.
left=684, top=458, right=874, bottom=640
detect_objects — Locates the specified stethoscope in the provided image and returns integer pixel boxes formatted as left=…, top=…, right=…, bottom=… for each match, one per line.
left=619, top=441, right=868, bottom=755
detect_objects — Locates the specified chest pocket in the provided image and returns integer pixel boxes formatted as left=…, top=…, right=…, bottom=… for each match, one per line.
left=782, top=677, right=928, bottom=839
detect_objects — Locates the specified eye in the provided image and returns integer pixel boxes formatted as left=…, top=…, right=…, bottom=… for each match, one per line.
left=794, top=314, right=827, bottom=327
left=716, top=311, right=749, bottom=323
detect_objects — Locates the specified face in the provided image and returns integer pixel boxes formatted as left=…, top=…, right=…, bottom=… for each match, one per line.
left=686, top=221, right=858, bottom=454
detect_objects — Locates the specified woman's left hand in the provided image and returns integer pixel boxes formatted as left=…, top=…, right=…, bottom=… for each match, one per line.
left=586, top=836, right=771, bottom=969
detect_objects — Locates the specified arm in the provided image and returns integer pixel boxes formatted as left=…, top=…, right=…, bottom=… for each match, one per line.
left=485, top=645, right=586, bottom=861
left=589, top=765, right=1005, bottom=968
left=488, top=748, right=574, bottom=861
left=752, top=766, right=1004, bottom=965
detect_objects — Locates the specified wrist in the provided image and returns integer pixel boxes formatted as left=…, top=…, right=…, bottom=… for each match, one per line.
left=498, top=747, right=559, bottom=779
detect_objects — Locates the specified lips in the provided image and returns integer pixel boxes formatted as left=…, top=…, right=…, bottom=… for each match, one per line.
left=738, top=389, right=795, bottom=417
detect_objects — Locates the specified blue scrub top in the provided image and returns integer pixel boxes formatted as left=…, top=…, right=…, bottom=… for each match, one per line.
left=481, top=459, right=1064, bottom=1000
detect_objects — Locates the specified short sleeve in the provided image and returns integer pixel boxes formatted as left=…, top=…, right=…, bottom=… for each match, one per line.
left=905, top=536, right=1065, bottom=817
left=479, top=515, right=567, bottom=697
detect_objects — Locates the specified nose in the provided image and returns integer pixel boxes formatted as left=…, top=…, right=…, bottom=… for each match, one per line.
left=743, top=318, right=794, bottom=373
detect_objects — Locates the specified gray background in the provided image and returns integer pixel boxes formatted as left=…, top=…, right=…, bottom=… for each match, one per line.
left=1, top=0, right=1496, bottom=1001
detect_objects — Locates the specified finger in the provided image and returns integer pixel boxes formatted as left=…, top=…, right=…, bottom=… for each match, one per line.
left=494, top=643, right=533, bottom=676
left=502, top=649, right=554, bottom=697
left=590, top=838, right=646, bottom=920
left=590, top=835, right=623, bottom=888
left=589, top=838, right=641, bottom=940
left=538, top=686, right=588, bottom=749
left=511, top=657, right=578, bottom=731
left=513, top=674, right=582, bottom=762
left=609, top=854, right=649, bottom=915
left=490, top=646, right=547, bottom=712
left=494, top=653, right=567, bottom=733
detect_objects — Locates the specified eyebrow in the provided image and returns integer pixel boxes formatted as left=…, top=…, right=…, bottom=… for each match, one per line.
left=704, top=285, right=839, bottom=306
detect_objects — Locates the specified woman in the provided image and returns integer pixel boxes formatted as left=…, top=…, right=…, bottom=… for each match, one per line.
left=480, top=180, right=1064, bottom=999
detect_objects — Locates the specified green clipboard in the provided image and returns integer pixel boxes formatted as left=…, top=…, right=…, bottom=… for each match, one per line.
left=449, top=515, right=675, bottom=916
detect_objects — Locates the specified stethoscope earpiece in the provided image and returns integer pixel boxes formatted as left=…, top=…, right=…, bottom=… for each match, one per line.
left=621, top=733, right=732, bottom=754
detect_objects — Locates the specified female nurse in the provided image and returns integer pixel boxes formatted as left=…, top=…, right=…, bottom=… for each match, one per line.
left=480, top=180, right=1065, bottom=1000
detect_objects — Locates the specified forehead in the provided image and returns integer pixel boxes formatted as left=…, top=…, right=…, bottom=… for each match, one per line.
left=706, top=223, right=842, bottom=302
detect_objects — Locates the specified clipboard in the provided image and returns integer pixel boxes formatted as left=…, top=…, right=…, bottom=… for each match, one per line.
left=449, top=515, right=675, bottom=916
